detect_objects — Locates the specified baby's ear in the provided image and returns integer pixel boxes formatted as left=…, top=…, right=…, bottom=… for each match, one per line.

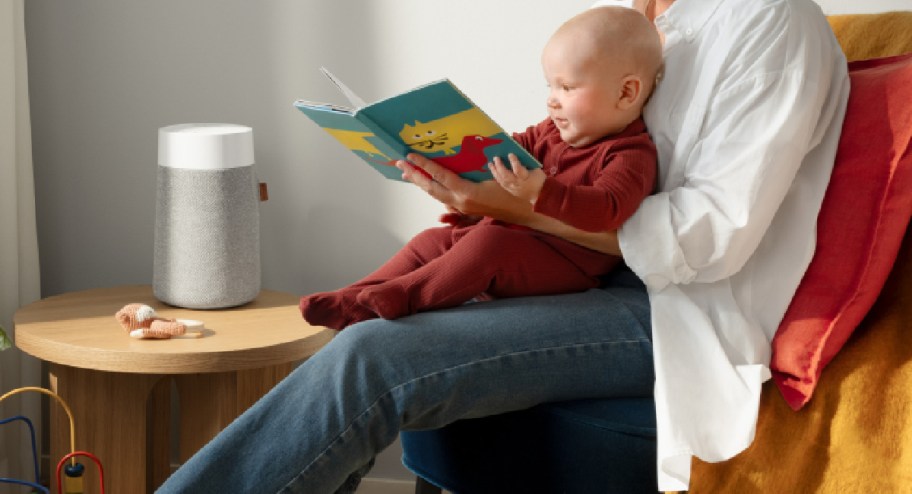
left=617, top=75, right=644, bottom=110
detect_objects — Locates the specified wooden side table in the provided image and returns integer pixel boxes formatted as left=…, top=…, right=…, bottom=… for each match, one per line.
left=13, top=285, right=333, bottom=494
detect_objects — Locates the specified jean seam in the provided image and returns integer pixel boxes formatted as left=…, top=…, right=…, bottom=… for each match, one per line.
left=280, top=336, right=650, bottom=493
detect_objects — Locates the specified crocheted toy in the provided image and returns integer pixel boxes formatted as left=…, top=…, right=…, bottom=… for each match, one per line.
left=115, top=303, right=201, bottom=339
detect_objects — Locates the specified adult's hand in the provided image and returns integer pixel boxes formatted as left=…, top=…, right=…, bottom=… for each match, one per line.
left=396, top=153, right=535, bottom=224
left=397, top=153, right=622, bottom=256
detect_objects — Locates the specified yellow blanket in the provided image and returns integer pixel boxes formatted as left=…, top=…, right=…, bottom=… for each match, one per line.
left=828, top=11, right=912, bottom=62
left=690, top=228, right=912, bottom=491
left=689, top=12, right=912, bottom=493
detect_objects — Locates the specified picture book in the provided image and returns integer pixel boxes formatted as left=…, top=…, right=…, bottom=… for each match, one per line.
left=294, top=68, right=541, bottom=183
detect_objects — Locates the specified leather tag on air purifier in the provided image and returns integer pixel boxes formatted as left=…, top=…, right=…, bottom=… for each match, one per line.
left=259, top=182, right=269, bottom=201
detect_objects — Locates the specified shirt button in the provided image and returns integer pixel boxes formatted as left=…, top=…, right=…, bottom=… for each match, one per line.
left=685, top=28, right=694, bottom=36
left=549, top=166, right=558, bottom=176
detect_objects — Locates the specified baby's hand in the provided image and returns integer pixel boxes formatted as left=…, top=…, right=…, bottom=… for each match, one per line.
left=490, top=154, right=546, bottom=203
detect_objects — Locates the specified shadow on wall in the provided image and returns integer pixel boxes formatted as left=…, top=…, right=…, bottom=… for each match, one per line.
left=248, top=0, right=416, bottom=295
left=25, top=0, right=409, bottom=297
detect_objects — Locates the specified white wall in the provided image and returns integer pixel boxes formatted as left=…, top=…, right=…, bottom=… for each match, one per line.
left=23, top=0, right=907, bottom=486
left=815, top=0, right=910, bottom=14
left=25, top=0, right=591, bottom=299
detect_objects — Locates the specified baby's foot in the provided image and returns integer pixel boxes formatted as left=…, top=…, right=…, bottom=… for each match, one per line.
left=355, top=284, right=409, bottom=321
left=300, top=291, right=376, bottom=330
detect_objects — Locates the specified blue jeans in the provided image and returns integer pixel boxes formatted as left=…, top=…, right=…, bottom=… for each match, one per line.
left=156, top=267, right=653, bottom=493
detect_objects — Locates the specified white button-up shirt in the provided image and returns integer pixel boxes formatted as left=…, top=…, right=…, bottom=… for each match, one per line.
left=617, top=0, right=850, bottom=489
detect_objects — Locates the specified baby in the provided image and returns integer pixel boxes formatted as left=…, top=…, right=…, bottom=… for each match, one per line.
left=301, top=6, right=663, bottom=330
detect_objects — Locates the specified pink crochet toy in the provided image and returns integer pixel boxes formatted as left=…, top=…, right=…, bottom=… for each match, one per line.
left=115, top=303, right=200, bottom=339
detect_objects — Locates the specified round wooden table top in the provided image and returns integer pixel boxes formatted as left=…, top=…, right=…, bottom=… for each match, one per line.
left=14, top=285, right=334, bottom=374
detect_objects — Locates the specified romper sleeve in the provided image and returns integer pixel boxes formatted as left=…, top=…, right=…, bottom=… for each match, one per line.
left=534, top=134, right=657, bottom=232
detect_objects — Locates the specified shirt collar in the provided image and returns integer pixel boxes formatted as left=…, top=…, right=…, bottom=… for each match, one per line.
left=655, top=0, right=723, bottom=43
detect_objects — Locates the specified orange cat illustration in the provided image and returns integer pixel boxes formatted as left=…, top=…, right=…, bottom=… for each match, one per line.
left=399, top=108, right=502, bottom=155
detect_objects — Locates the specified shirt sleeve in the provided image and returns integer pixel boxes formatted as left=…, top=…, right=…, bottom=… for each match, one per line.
left=534, top=137, right=657, bottom=232
left=619, top=14, right=846, bottom=291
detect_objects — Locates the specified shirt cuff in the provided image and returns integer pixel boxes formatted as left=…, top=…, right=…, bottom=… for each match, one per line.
left=618, top=192, right=696, bottom=291
left=532, top=177, right=565, bottom=219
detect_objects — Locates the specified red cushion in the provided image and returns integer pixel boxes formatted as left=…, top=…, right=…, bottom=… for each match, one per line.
left=771, top=52, right=912, bottom=410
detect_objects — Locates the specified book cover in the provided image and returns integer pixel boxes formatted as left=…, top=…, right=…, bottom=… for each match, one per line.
left=294, top=68, right=541, bottom=182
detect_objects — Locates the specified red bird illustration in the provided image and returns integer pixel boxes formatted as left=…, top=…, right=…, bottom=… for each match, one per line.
left=432, top=135, right=502, bottom=174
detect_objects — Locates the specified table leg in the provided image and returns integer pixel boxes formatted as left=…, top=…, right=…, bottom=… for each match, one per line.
left=49, top=364, right=167, bottom=494
left=47, top=361, right=298, bottom=493
left=174, top=362, right=298, bottom=462
left=148, top=377, right=174, bottom=488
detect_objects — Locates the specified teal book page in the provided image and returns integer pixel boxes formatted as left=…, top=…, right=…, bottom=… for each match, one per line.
left=359, top=80, right=540, bottom=183
left=293, top=103, right=409, bottom=181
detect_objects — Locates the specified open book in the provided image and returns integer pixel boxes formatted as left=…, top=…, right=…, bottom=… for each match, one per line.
left=294, top=68, right=541, bottom=182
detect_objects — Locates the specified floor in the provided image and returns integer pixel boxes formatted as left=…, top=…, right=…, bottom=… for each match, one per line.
left=356, top=478, right=419, bottom=494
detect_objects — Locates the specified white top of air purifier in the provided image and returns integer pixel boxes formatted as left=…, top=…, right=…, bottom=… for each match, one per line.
left=158, top=123, right=254, bottom=169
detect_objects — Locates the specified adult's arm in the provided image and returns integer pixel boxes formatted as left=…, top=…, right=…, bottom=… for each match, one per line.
left=397, top=155, right=622, bottom=256
left=618, top=5, right=848, bottom=291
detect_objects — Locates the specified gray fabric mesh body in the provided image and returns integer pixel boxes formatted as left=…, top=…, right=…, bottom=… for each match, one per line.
left=153, top=165, right=261, bottom=309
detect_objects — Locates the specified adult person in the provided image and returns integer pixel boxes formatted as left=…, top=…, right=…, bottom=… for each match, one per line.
left=157, top=0, right=849, bottom=491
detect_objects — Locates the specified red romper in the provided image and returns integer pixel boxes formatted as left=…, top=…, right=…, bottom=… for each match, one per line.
left=301, top=117, right=657, bottom=330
